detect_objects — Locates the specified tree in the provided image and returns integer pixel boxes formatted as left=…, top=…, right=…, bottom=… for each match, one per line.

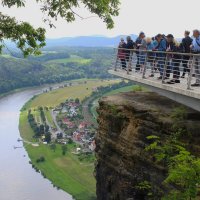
left=45, top=132, right=51, bottom=143
left=50, top=143, right=57, bottom=152
left=75, top=98, right=80, bottom=104
left=61, top=145, right=67, bottom=155
left=1, top=0, right=120, bottom=56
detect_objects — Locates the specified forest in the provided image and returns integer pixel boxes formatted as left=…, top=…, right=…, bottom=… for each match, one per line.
left=0, top=47, right=114, bottom=94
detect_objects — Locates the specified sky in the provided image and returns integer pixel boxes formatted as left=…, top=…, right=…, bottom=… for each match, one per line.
left=1, top=0, right=200, bottom=38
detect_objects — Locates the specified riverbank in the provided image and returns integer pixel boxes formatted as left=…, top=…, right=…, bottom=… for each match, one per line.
left=19, top=79, right=120, bottom=200
left=0, top=78, right=98, bottom=100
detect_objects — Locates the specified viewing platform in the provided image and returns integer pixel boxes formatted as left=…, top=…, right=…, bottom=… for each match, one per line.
left=109, top=49, right=200, bottom=112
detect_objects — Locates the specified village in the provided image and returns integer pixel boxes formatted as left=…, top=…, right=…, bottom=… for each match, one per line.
left=47, top=98, right=96, bottom=153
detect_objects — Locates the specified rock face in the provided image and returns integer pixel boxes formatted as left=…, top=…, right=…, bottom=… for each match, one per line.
left=95, top=92, right=200, bottom=200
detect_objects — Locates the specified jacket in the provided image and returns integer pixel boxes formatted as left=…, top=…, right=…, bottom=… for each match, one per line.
left=126, top=40, right=135, bottom=49
left=155, top=39, right=167, bottom=57
left=118, top=42, right=126, bottom=59
left=182, top=36, right=193, bottom=53
left=126, top=40, right=135, bottom=56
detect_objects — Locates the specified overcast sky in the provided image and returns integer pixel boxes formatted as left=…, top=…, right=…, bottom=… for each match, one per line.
left=1, top=0, right=200, bottom=38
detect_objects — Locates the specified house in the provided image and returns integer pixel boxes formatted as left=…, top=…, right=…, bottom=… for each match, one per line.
left=89, top=140, right=96, bottom=151
left=76, top=148, right=81, bottom=153
left=68, top=102, right=79, bottom=108
left=61, top=107, right=68, bottom=113
left=92, top=87, right=98, bottom=92
left=63, top=118, right=75, bottom=129
left=73, top=131, right=82, bottom=141
left=78, top=122, right=88, bottom=130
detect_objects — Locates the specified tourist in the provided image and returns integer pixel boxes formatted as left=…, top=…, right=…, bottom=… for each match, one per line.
left=135, top=32, right=145, bottom=72
left=117, top=38, right=127, bottom=70
left=146, top=37, right=155, bottom=77
left=138, top=34, right=147, bottom=73
left=152, top=36, right=159, bottom=72
left=191, top=29, right=200, bottom=87
left=166, top=34, right=176, bottom=78
left=167, top=40, right=182, bottom=84
left=181, top=31, right=193, bottom=78
left=125, top=36, right=135, bottom=71
left=154, top=34, right=167, bottom=79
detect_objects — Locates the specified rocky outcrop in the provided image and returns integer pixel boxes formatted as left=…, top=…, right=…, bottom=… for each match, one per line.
left=95, top=92, right=200, bottom=200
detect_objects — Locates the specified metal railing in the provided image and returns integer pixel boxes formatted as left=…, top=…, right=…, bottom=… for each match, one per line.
left=113, top=48, right=200, bottom=90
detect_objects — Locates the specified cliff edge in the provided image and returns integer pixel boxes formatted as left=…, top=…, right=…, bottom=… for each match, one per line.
left=95, top=91, right=200, bottom=200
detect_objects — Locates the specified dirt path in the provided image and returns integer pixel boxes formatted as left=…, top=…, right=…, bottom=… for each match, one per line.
left=82, top=96, right=97, bottom=127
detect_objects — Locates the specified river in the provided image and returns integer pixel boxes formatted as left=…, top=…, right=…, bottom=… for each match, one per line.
left=0, top=89, right=73, bottom=200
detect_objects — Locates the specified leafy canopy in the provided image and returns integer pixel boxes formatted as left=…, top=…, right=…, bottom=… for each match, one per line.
left=1, top=0, right=120, bottom=56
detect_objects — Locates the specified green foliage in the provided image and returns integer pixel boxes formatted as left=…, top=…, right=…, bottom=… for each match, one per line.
left=39, top=107, right=46, bottom=122
left=68, top=138, right=74, bottom=144
left=61, top=145, right=67, bottom=155
left=170, top=106, right=187, bottom=121
left=36, top=156, right=45, bottom=163
left=50, top=143, right=57, bottom=152
left=133, top=85, right=143, bottom=91
left=0, top=12, right=45, bottom=56
left=145, top=106, right=200, bottom=199
left=45, top=132, right=51, bottom=143
left=146, top=134, right=200, bottom=200
left=78, top=152, right=95, bottom=162
left=135, top=181, right=153, bottom=198
left=75, top=98, right=80, bottom=104
left=1, top=0, right=120, bottom=55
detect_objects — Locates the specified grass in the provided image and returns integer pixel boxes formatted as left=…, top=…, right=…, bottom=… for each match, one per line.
left=25, top=143, right=96, bottom=200
left=19, top=111, right=36, bottom=142
left=28, top=79, right=120, bottom=108
left=46, top=55, right=91, bottom=65
left=44, top=109, right=56, bottom=128
left=19, top=78, right=121, bottom=200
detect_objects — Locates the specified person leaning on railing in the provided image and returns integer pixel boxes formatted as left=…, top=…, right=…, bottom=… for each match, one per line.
left=146, top=37, right=156, bottom=77
left=167, top=40, right=183, bottom=84
left=138, top=33, right=147, bottom=73
left=181, top=30, right=193, bottom=78
left=135, top=32, right=145, bottom=72
left=125, top=36, right=135, bottom=71
left=165, top=34, right=175, bottom=79
left=117, top=38, right=127, bottom=70
left=190, top=29, right=200, bottom=87
left=153, top=34, right=167, bottom=80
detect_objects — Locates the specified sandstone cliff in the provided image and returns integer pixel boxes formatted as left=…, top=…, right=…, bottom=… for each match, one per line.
left=95, top=92, right=200, bottom=200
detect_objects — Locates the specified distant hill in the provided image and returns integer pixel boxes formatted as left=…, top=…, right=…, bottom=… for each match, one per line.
left=4, top=35, right=138, bottom=52
left=45, top=34, right=138, bottom=48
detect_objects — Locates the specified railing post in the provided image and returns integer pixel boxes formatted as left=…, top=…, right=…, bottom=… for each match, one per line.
left=127, top=51, right=133, bottom=75
left=162, top=56, right=168, bottom=83
left=114, top=48, right=118, bottom=71
left=187, top=55, right=195, bottom=90
left=142, top=54, right=148, bottom=78
left=114, top=57, right=118, bottom=71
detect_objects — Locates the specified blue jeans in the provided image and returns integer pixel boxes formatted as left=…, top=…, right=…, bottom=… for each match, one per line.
left=158, top=57, right=165, bottom=76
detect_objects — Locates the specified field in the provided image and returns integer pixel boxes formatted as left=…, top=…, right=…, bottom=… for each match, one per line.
left=25, top=144, right=96, bottom=200
left=46, top=55, right=91, bottom=65
left=28, top=79, right=120, bottom=108
left=19, top=79, right=121, bottom=200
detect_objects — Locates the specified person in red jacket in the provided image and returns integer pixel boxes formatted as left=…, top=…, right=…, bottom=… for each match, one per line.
left=117, top=38, right=127, bottom=70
